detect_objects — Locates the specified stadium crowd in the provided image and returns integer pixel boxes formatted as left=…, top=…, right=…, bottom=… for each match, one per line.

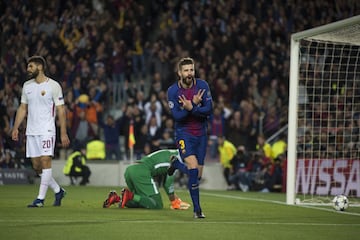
left=0, top=0, right=359, bottom=191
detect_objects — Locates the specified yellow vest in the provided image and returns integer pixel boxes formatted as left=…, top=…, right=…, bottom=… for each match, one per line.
left=218, top=140, right=237, bottom=168
left=63, top=151, right=86, bottom=175
left=256, top=143, right=272, bottom=159
left=86, top=140, right=106, bottom=160
left=271, top=140, right=287, bottom=159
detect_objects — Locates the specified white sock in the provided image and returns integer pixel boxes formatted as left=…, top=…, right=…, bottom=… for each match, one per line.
left=37, top=168, right=52, bottom=200
left=49, top=177, right=60, bottom=193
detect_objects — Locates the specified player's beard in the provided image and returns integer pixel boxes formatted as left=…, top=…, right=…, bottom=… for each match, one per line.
left=181, top=75, right=194, bottom=88
left=27, top=69, right=39, bottom=80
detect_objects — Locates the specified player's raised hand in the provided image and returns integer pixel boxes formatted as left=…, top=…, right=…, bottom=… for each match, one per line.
left=192, top=89, right=205, bottom=105
left=178, top=95, right=193, bottom=111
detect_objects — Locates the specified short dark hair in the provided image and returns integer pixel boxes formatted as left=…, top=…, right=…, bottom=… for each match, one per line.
left=177, top=57, right=194, bottom=71
left=27, top=55, right=47, bottom=70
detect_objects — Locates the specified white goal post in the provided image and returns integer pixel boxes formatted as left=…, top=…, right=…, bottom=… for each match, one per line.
left=287, top=15, right=360, bottom=205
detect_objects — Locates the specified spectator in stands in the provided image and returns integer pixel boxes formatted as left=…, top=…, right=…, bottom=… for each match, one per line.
left=144, top=92, right=162, bottom=127
left=263, top=105, right=280, bottom=138
left=149, top=51, right=172, bottom=91
left=86, top=138, right=106, bottom=160
left=208, top=104, right=227, bottom=159
left=0, top=104, right=11, bottom=137
left=98, top=114, right=122, bottom=160
left=226, top=110, right=249, bottom=148
left=119, top=102, right=145, bottom=160
left=148, top=72, right=163, bottom=96
left=161, top=117, right=175, bottom=138
left=59, top=23, right=82, bottom=54
left=157, top=90, right=172, bottom=119
left=156, top=117, right=175, bottom=150
left=256, top=134, right=272, bottom=160
left=133, top=124, right=151, bottom=159
left=0, top=149, right=16, bottom=168
left=131, top=25, right=147, bottom=80
left=63, top=89, right=76, bottom=131
left=298, top=130, right=314, bottom=158
left=71, top=109, right=96, bottom=151
left=157, top=129, right=176, bottom=150
left=87, top=85, right=106, bottom=133
left=125, top=80, right=146, bottom=106
left=248, top=110, right=261, bottom=151
left=147, top=115, right=163, bottom=152
left=321, top=131, right=335, bottom=158
left=271, top=133, right=287, bottom=160
left=109, top=40, right=127, bottom=104
left=134, top=90, right=146, bottom=112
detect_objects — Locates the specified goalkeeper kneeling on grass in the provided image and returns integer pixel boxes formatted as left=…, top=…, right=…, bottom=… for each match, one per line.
left=103, top=149, right=190, bottom=210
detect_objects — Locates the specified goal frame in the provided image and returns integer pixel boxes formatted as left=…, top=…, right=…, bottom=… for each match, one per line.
left=287, top=15, right=360, bottom=205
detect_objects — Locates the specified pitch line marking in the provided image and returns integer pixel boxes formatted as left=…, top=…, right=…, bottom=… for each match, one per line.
left=202, top=192, right=360, bottom=217
left=0, top=219, right=359, bottom=226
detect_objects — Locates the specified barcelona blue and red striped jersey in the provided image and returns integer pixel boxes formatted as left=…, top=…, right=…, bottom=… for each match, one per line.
left=167, top=78, right=213, bottom=138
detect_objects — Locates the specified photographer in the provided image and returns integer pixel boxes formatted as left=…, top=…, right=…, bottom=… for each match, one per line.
left=228, top=145, right=251, bottom=190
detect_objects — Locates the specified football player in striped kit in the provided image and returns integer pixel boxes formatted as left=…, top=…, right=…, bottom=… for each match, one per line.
left=167, top=57, right=213, bottom=218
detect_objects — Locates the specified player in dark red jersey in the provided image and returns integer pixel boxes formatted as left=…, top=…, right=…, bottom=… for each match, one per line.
left=167, top=57, right=213, bottom=218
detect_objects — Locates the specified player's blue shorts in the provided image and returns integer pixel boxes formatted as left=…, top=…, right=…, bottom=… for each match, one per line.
left=175, top=132, right=207, bottom=166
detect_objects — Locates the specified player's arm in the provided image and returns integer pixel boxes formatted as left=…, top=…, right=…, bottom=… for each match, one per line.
left=167, top=87, right=190, bottom=121
left=163, top=174, right=175, bottom=196
left=165, top=175, right=191, bottom=210
left=11, top=103, right=27, bottom=141
left=53, top=81, right=70, bottom=148
left=57, top=104, right=70, bottom=148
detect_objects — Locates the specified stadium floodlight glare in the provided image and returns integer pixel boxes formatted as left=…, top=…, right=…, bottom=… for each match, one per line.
left=287, top=15, right=360, bottom=205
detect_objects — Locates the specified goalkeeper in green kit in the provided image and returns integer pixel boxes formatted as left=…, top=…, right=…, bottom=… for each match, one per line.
left=103, top=149, right=190, bottom=210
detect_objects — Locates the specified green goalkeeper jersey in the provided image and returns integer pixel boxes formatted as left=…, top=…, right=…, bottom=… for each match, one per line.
left=136, top=149, right=180, bottom=195
left=137, top=149, right=180, bottom=177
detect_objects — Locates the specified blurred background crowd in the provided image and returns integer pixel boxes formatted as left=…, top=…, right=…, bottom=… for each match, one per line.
left=0, top=0, right=359, bottom=191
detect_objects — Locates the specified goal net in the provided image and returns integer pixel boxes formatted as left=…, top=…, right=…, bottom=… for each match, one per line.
left=287, top=15, right=360, bottom=206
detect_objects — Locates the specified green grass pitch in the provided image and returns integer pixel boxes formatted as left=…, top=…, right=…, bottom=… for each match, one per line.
left=0, top=185, right=359, bottom=240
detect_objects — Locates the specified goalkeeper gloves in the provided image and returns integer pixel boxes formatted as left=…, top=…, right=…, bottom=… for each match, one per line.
left=170, top=198, right=191, bottom=210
